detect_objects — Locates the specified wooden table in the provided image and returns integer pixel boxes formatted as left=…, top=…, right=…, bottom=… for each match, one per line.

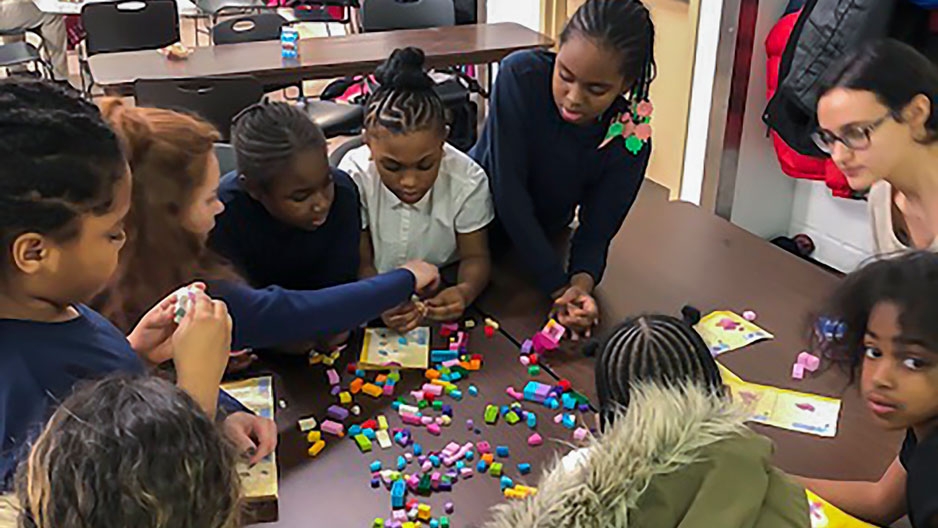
left=474, top=180, right=903, bottom=484
left=88, top=22, right=553, bottom=96
left=245, top=323, right=585, bottom=526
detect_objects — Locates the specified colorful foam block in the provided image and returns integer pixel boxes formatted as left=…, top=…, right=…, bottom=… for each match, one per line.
left=338, top=391, right=352, bottom=404
left=518, top=463, right=531, bottom=475
left=484, top=405, right=499, bottom=425
left=798, top=351, right=821, bottom=372
left=562, top=414, right=576, bottom=429
left=574, top=427, right=590, bottom=442
left=477, top=441, right=491, bottom=453
left=307, top=439, right=326, bottom=457
left=354, top=434, right=373, bottom=452
left=327, top=405, right=349, bottom=421
left=527, top=412, right=537, bottom=428
left=297, top=416, right=318, bottom=432
left=306, top=430, right=321, bottom=443
left=362, top=383, right=384, bottom=398
left=321, top=420, right=345, bottom=437
left=792, top=363, right=805, bottom=380
left=496, top=445, right=509, bottom=458
left=527, top=433, right=543, bottom=447
left=489, top=462, right=503, bottom=477
left=350, top=378, right=364, bottom=394
left=376, top=429, right=392, bottom=449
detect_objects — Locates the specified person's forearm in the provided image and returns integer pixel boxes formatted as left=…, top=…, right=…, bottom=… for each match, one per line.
left=359, top=263, right=378, bottom=279
left=176, top=374, right=219, bottom=419
left=798, top=477, right=900, bottom=525
left=455, top=255, right=490, bottom=305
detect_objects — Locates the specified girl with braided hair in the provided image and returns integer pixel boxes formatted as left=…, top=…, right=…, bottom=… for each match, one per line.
left=471, top=0, right=656, bottom=339
left=211, top=101, right=362, bottom=293
left=487, top=313, right=810, bottom=527
left=0, top=78, right=247, bottom=491
left=339, top=47, right=494, bottom=333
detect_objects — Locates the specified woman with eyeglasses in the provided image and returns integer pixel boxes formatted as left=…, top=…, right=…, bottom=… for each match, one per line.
left=815, top=39, right=938, bottom=255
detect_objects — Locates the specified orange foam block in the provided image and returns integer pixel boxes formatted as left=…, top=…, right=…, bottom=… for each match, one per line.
left=362, top=383, right=383, bottom=398
left=349, top=378, right=364, bottom=394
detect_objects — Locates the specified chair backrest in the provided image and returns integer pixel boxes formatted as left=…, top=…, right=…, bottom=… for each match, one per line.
left=212, top=13, right=288, bottom=45
left=81, top=0, right=180, bottom=56
left=214, top=142, right=238, bottom=175
left=133, top=76, right=264, bottom=141
left=360, top=0, right=455, bottom=32
left=328, top=134, right=364, bottom=166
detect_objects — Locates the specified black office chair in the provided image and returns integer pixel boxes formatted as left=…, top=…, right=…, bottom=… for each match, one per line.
left=133, top=76, right=264, bottom=141
left=211, top=12, right=287, bottom=44
left=0, top=28, right=52, bottom=79
left=328, top=134, right=364, bottom=167
left=81, top=0, right=180, bottom=94
left=360, top=0, right=455, bottom=32
left=215, top=142, right=238, bottom=176
left=210, top=13, right=364, bottom=138
left=81, top=0, right=180, bottom=56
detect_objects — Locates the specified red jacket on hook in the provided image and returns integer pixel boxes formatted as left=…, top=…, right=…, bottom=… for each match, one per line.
left=765, top=11, right=853, bottom=198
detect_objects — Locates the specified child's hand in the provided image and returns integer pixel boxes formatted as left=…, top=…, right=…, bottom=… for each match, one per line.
left=172, top=290, right=233, bottom=390
left=552, top=284, right=599, bottom=337
left=128, top=282, right=207, bottom=365
left=399, top=260, right=441, bottom=295
left=382, top=302, right=423, bottom=334
left=425, top=286, right=467, bottom=322
left=223, top=412, right=278, bottom=465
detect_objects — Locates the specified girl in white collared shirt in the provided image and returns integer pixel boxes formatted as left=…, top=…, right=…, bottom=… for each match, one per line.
left=339, top=47, right=493, bottom=332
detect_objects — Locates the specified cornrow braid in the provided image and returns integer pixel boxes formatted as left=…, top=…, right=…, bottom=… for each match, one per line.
left=0, top=79, right=125, bottom=254
left=561, top=0, right=657, bottom=104
left=364, top=47, right=447, bottom=135
left=231, top=101, right=327, bottom=189
left=594, top=314, right=723, bottom=430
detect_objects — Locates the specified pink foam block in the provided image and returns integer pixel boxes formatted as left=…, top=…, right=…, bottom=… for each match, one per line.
left=422, top=383, right=444, bottom=396
left=427, top=423, right=442, bottom=436
left=797, top=351, right=820, bottom=372
left=506, top=387, right=523, bottom=400
left=383, top=383, right=395, bottom=396
left=444, top=442, right=461, bottom=454
left=791, top=363, right=805, bottom=380
left=527, top=433, right=543, bottom=447
left=442, top=359, right=461, bottom=368
left=422, top=460, right=433, bottom=472
left=477, top=441, right=491, bottom=454
left=321, top=420, right=344, bottom=436
left=421, top=416, right=434, bottom=425
left=553, top=414, right=564, bottom=424
left=519, top=355, right=531, bottom=366
left=401, top=413, right=423, bottom=426
left=573, top=427, right=590, bottom=442
left=326, top=369, right=340, bottom=385
left=459, top=467, right=474, bottom=479
left=411, top=390, right=426, bottom=401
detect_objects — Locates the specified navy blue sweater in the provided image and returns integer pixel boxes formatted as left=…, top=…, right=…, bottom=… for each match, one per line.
left=211, top=268, right=415, bottom=350
left=470, top=50, right=650, bottom=295
left=210, top=169, right=360, bottom=291
left=0, top=305, right=245, bottom=490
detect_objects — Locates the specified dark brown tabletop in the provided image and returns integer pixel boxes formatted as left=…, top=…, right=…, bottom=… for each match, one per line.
left=244, top=323, right=589, bottom=526
left=474, top=181, right=902, bottom=483
left=89, top=22, right=554, bottom=96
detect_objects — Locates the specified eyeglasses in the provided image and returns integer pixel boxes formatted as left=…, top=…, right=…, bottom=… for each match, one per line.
left=812, top=112, right=894, bottom=154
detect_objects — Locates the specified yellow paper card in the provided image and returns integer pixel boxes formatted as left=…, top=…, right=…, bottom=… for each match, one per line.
left=695, top=310, right=774, bottom=356
left=359, top=327, right=430, bottom=370
left=807, top=490, right=877, bottom=527
left=221, top=376, right=277, bottom=501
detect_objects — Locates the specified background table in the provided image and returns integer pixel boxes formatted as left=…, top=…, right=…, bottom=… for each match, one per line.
left=475, top=181, right=902, bottom=483
left=244, top=323, right=586, bottom=526
left=88, top=22, right=553, bottom=95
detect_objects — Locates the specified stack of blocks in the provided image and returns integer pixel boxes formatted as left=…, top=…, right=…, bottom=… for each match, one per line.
left=792, top=351, right=821, bottom=380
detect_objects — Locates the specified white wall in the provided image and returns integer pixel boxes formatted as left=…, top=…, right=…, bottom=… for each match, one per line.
left=788, top=181, right=873, bottom=271
left=486, top=0, right=541, bottom=31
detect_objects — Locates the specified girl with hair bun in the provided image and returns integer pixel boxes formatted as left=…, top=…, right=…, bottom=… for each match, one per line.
left=339, top=47, right=494, bottom=333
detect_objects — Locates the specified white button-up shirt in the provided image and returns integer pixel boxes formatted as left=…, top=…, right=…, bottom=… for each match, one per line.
left=340, top=142, right=494, bottom=273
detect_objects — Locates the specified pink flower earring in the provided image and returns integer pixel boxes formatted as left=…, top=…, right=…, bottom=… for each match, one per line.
left=599, top=100, right=654, bottom=154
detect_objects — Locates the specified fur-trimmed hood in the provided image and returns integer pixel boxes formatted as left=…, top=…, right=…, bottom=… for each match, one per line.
left=486, top=384, right=809, bottom=528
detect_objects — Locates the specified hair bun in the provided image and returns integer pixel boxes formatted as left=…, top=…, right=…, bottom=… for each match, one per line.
left=375, top=47, right=435, bottom=91
left=680, top=305, right=702, bottom=326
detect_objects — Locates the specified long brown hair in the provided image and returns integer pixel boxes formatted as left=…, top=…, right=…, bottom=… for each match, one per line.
left=95, top=99, right=238, bottom=332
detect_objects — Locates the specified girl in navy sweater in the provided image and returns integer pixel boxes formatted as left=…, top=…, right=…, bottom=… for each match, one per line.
left=471, top=0, right=655, bottom=337
left=94, top=99, right=440, bottom=352
left=0, top=79, right=258, bottom=490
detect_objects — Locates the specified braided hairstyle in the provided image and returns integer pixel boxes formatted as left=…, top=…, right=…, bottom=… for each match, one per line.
left=16, top=376, right=241, bottom=528
left=593, top=313, right=723, bottom=430
left=0, top=79, right=126, bottom=264
left=364, top=47, right=447, bottom=136
left=231, top=101, right=327, bottom=190
left=561, top=0, right=656, bottom=104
